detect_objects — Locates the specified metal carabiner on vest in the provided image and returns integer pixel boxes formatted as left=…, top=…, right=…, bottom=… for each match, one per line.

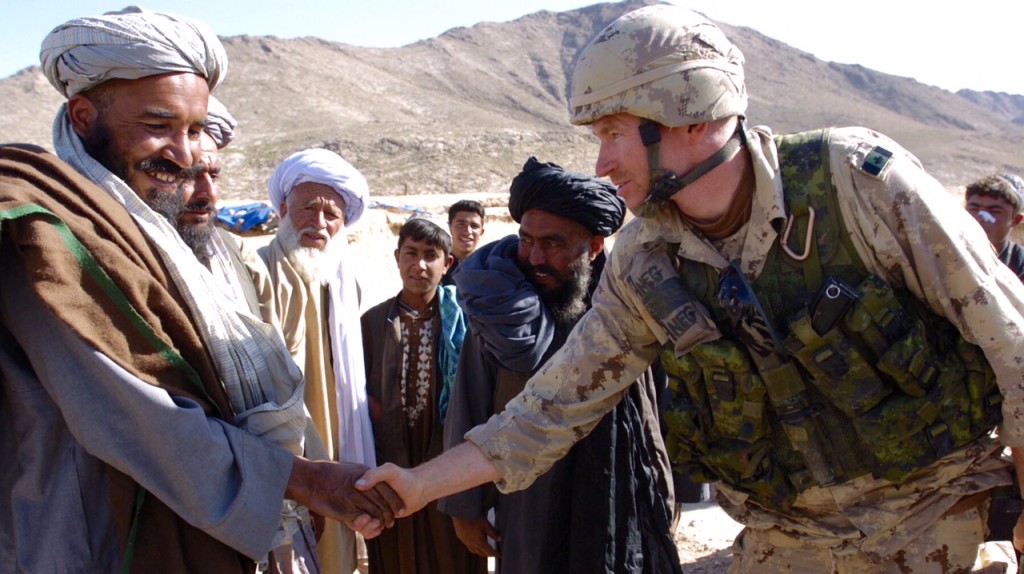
left=781, top=207, right=816, bottom=262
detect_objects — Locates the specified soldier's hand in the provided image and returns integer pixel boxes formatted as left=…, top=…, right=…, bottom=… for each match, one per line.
left=285, top=458, right=404, bottom=538
left=356, top=463, right=423, bottom=518
left=452, top=516, right=501, bottom=558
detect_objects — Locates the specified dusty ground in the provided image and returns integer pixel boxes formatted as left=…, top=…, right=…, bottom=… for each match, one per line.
left=673, top=501, right=742, bottom=572
left=236, top=192, right=744, bottom=569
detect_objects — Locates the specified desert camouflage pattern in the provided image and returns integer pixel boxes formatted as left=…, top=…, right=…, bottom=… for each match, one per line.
left=569, top=5, right=747, bottom=127
left=466, top=125, right=1024, bottom=563
left=728, top=500, right=1003, bottom=573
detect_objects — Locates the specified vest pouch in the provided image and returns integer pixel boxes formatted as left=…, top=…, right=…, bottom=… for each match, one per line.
left=957, top=338, right=1003, bottom=433
left=843, top=275, right=909, bottom=357
left=877, top=319, right=943, bottom=397
left=927, top=352, right=972, bottom=446
left=853, top=394, right=936, bottom=482
left=661, top=347, right=709, bottom=473
left=786, top=312, right=893, bottom=417
left=704, top=437, right=798, bottom=510
left=690, top=341, right=769, bottom=444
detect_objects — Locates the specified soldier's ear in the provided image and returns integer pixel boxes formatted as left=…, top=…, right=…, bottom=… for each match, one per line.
left=67, top=94, right=99, bottom=138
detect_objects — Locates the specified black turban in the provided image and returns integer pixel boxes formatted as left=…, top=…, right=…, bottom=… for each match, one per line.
left=508, top=157, right=626, bottom=237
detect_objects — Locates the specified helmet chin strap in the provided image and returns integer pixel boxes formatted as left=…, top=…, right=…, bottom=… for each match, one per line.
left=632, top=118, right=746, bottom=219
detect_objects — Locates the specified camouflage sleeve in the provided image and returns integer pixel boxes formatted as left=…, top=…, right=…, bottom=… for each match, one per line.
left=464, top=223, right=673, bottom=492
left=828, top=126, right=1024, bottom=447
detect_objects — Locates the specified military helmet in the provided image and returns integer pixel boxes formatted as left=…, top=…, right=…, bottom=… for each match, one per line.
left=569, top=5, right=747, bottom=127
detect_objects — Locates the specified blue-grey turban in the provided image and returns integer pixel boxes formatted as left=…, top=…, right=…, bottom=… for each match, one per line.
left=508, top=157, right=626, bottom=237
left=40, top=6, right=227, bottom=98
left=204, top=95, right=237, bottom=149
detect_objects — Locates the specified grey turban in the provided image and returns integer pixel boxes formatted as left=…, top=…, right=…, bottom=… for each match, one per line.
left=268, top=148, right=369, bottom=228
left=508, top=157, right=625, bottom=237
left=40, top=6, right=228, bottom=98
left=204, top=95, right=237, bottom=149
left=998, top=173, right=1024, bottom=208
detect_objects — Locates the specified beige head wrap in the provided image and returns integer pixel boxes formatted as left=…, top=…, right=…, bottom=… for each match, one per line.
left=569, top=5, right=746, bottom=127
left=40, top=6, right=227, bottom=98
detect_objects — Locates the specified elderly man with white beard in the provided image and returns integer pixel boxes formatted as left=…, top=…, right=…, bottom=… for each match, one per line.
left=251, top=148, right=376, bottom=574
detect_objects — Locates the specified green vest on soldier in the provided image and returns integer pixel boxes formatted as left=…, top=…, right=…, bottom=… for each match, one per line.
left=661, top=130, right=1003, bottom=510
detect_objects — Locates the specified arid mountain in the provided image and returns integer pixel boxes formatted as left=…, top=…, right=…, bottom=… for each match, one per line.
left=2, top=0, right=1021, bottom=200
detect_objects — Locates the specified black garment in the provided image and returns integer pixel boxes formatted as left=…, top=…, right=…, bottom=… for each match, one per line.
left=439, top=236, right=681, bottom=574
left=998, top=241, right=1024, bottom=284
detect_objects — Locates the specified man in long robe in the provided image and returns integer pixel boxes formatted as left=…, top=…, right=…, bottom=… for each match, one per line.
left=438, top=157, right=679, bottom=573
left=0, top=8, right=397, bottom=573
left=252, top=148, right=376, bottom=573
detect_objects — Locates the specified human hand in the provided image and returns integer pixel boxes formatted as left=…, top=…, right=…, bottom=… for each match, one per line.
left=452, top=516, right=501, bottom=558
left=356, top=463, right=427, bottom=519
left=286, top=458, right=404, bottom=538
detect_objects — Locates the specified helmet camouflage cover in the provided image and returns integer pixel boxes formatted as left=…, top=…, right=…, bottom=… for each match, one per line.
left=569, top=5, right=747, bottom=127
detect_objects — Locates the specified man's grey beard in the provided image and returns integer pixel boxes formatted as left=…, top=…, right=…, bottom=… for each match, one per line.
left=277, top=215, right=346, bottom=285
left=539, top=251, right=592, bottom=328
left=178, top=219, right=215, bottom=265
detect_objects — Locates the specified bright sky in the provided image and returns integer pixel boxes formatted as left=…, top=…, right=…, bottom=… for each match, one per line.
left=2, top=1, right=1020, bottom=95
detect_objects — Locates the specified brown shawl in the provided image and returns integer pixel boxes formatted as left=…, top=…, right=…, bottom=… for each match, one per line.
left=0, top=144, right=251, bottom=573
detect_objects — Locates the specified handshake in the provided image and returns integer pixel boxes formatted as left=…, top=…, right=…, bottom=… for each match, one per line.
left=286, top=442, right=497, bottom=538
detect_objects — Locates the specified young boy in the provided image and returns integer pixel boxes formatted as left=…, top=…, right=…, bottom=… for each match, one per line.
left=965, top=173, right=1024, bottom=282
left=360, top=218, right=485, bottom=574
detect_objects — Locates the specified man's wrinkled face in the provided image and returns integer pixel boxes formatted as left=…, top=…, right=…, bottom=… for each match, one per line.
left=395, top=236, right=450, bottom=299
left=966, top=193, right=1023, bottom=249
left=75, top=73, right=209, bottom=213
left=280, top=182, right=345, bottom=250
left=176, top=132, right=221, bottom=259
left=516, top=209, right=599, bottom=325
left=448, top=211, right=484, bottom=260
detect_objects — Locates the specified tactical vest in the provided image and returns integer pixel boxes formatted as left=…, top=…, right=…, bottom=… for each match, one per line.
left=660, top=130, right=1003, bottom=511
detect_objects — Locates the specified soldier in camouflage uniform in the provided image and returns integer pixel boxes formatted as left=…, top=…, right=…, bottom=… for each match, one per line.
left=360, top=6, right=1024, bottom=572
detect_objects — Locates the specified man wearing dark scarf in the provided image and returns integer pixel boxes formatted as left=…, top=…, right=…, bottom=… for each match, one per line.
left=438, top=157, right=680, bottom=574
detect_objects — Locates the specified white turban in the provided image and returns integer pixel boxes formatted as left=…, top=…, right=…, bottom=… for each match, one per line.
left=40, top=6, right=227, bottom=98
left=268, top=148, right=369, bottom=228
left=204, top=95, right=237, bottom=149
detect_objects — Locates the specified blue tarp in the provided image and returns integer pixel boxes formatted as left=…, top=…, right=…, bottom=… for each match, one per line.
left=216, top=202, right=277, bottom=233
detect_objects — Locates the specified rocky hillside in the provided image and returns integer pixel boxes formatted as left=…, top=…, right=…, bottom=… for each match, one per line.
left=2, top=0, right=1021, bottom=200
